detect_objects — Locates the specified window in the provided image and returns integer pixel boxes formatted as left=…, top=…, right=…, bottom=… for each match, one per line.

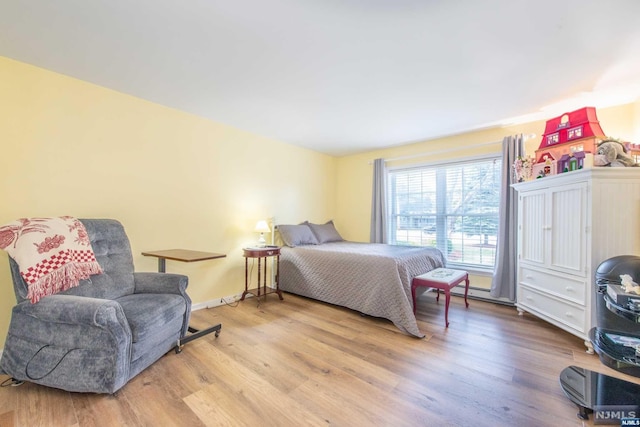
left=387, top=156, right=502, bottom=270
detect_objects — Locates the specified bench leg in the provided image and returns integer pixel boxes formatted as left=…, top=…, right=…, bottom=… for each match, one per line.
left=444, top=289, right=451, bottom=327
left=411, top=284, right=417, bottom=314
left=464, top=275, right=470, bottom=308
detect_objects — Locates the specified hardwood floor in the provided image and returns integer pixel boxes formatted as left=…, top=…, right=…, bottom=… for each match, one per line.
left=1, top=291, right=639, bottom=427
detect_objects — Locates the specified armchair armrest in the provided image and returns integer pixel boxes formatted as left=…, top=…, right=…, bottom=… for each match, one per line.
left=4, top=295, right=132, bottom=393
left=133, top=272, right=191, bottom=338
left=15, top=294, right=129, bottom=330
left=133, top=272, right=188, bottom=295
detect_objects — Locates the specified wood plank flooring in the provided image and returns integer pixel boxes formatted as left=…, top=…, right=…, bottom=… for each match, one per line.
left=1, top=291, right=639, bottom=427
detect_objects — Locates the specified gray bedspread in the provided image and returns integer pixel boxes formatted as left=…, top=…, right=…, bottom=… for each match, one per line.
left=279, top=241, right=446, bottom=337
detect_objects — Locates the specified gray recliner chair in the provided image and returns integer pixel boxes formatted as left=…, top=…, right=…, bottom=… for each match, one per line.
left=0, top=219, right=191, bottom=393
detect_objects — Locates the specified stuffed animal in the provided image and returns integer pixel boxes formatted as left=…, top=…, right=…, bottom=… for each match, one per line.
left=595, top=139, right=637, bottom=167
left=620, top=274, right=640, bottom=295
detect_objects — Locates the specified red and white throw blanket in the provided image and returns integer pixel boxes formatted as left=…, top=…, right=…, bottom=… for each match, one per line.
left=0, top=216, right=103, bottom=303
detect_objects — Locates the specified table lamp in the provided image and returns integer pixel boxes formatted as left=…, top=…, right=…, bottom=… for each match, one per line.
left=254, top=220, right=270, bottom=247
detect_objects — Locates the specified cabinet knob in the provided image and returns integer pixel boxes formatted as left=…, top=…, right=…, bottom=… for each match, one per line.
left=565, top=312, right=573, bottom=318
left=565, top=286, right=574, bottom=292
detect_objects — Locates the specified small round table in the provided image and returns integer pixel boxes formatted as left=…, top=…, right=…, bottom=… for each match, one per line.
left=241, top=247, right=283, bottom=301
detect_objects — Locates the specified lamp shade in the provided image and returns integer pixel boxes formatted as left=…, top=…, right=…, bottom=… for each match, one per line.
left=254, top=220, right=270, bottom=233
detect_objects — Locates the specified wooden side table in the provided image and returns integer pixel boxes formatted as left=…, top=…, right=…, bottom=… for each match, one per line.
left=142, top=249, right=226, bottom=273
left=142, top=249, right=226, bottom=350
left=241, top=246, right=283, bottom=301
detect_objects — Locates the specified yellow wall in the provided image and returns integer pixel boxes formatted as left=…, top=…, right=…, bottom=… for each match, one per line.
left=334, top=102, right=639, bottom=290
left=0, top=57, right=336, bottom=348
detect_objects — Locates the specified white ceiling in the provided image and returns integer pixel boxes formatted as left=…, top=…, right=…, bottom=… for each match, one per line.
left=2, top=0, right=640, bottom=156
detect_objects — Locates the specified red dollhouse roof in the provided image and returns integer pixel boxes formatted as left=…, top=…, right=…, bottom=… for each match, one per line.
left=539, top=106, right=605, bottom=149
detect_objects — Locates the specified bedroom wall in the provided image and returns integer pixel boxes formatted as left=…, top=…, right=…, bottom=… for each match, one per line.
left=0, top=56, right=337, bottom=349
left=334, top=101, right=640, bottom=290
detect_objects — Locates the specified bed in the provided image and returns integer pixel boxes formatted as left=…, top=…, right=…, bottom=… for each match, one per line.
left=276, top=221, right=446, bottom=337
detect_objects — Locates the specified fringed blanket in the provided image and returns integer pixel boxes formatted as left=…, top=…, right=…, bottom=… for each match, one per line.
left=0, top=216, right=103, bottom=303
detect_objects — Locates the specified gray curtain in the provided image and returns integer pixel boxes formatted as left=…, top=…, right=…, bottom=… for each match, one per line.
left=491, top=134, right=525, bottom=300
left=370, top=158, right=387, bottom=243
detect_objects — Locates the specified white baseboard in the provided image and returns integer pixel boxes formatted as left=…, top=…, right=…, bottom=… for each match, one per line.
left=450, top=285, right=514, bottom=305
left=191, top=293, right=243, bottom=311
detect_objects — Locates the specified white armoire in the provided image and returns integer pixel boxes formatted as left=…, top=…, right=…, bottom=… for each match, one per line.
left=513, top=168, right=640, bottom=353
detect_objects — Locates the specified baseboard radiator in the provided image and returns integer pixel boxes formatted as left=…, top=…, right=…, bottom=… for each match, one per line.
left=449, top=285, right=514, bottom=306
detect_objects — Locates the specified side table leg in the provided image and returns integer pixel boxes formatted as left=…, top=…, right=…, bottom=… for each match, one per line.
left=275, top=254, right=283, bottom=300
left=257, top=257, right=262, bottom=297
left=241, top=257, right=249, bottom=301
left=262, top=256, right=267, bottom=299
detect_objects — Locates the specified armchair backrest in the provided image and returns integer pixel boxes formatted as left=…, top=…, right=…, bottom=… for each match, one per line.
left=9, top=218, right=136, bottom=303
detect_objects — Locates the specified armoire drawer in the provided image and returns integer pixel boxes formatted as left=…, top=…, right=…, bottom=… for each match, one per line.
left=519, top=267, right=586, bottom=305
left=518, top=285, right=587, bottom=334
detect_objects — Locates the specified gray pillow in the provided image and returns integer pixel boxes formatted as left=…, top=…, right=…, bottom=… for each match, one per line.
left=307, top=221, right=343, bottom=244
left=277, top=224, right=318, bottom=247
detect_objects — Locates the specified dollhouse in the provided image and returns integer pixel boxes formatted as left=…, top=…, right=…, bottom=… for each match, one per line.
left=534, top=107, right=604, bottom=175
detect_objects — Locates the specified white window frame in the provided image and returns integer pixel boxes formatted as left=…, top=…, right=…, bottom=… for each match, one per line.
left=386, top=153, right=502, bottom=273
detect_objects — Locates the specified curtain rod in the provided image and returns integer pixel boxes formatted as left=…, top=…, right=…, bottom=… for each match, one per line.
left=379, top=140, right=501, bottom=163
left=369, top=134, right=536, bottom=164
